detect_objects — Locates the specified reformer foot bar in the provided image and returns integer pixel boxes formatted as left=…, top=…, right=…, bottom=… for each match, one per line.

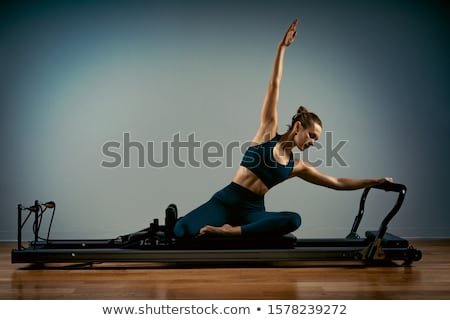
left=11, top=182, right=422, bottom=266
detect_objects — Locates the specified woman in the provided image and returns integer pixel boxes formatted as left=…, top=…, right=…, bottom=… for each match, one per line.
left=173, top=19, right=392, bottom=238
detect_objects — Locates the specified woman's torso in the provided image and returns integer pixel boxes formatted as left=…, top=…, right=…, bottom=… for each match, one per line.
left=233, top=134, right=296, bottom=196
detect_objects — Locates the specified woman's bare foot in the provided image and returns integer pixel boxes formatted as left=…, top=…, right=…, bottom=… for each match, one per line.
left=198, top=224, right=242, bottom=237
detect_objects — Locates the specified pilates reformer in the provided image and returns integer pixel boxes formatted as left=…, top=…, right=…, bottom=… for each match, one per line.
left=11, top=182, right=422, bottom=267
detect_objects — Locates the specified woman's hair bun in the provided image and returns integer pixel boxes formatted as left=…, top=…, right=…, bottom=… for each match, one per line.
left=297, top=105, right=309, bottom=114
left=290, top=105, right=322, bottom=129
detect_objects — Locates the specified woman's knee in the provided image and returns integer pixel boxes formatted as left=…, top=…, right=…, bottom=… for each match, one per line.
left=284, top=211, right=302, bottom=230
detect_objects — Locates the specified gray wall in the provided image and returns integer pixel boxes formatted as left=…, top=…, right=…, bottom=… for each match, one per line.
left=1, top=0, right=449, bottom=241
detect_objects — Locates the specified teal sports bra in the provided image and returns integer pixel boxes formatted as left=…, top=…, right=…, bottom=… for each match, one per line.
left=240, top=134, right=294, bottom=189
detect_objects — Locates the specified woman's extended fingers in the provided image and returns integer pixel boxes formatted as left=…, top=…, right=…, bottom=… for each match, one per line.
left=283, top=18, right=299, bottom=46
left=290, top=18, right=299, bottom=31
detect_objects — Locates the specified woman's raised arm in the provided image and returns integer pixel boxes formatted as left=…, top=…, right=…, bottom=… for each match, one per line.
left=254, top=19, right=298, bottom=143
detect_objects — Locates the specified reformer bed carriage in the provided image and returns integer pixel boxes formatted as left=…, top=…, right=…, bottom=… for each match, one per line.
left=11, top=182, right=421, bottom=267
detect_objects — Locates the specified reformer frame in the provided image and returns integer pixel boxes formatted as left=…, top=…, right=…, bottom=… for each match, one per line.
left=11, top=182, right=422, bottom=266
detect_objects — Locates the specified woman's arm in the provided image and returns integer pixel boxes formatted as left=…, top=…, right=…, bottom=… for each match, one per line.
left=295, top=161, right=393, bottom=190
left=253, top=19, right=298, bottom=143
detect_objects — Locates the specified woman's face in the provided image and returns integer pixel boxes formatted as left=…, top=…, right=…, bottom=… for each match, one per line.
left=295, top=121, right=322, bottom=151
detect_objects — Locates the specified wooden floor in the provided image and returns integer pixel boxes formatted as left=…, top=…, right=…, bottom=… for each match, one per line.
left=1, top=239, right=450, bottom=300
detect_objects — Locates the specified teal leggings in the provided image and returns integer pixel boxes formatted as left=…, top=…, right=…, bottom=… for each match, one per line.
left=173, top=182, right=301, bottom=238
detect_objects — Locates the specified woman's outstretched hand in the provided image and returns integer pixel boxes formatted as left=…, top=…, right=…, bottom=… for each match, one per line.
left=378, top=177, right=394, bottom=185
left=281, top=19, right=298, bottom=47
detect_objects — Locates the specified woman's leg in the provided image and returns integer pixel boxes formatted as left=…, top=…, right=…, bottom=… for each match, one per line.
left=240, top=210, right=302, bottom=237
left=173, top=197, right=230, bottom=238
